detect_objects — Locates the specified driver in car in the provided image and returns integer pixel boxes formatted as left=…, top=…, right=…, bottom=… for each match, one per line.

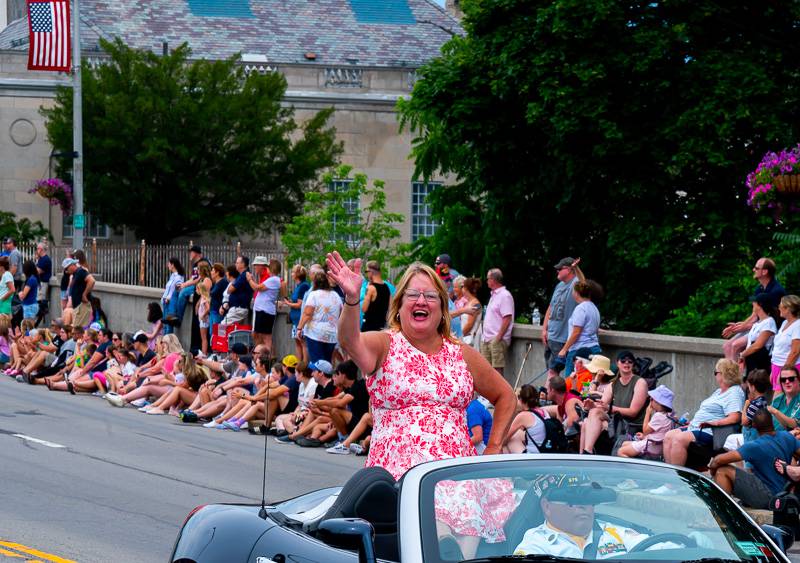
left=514, top=475, right=665, bottom=558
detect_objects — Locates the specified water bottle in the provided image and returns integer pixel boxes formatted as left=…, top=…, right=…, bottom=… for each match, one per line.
left=532, top=307, right=541, bottom=325
left=581, top=381, right=591, bottom=398
left=679, top=412, right=690, bottom=426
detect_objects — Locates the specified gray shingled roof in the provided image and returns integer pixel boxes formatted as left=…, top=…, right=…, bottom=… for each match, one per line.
left=0, top=0, right=461, bottom=67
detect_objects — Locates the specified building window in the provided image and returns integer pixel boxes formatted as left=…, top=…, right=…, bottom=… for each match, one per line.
left=329, top=180, right=360, bottom=245
left=62, top=213, right=109, bottom=239
left=411, top=181, right=440, bottom=241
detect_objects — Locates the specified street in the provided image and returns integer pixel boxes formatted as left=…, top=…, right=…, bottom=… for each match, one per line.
left=0, top=376, right=363, bottom=563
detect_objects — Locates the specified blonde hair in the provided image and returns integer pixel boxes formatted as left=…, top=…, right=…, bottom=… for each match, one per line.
left=781, top=295, right=800, bottom=318
left=715, top=358, right=742, bottom=387
left=387, top=262, right=455, bottom=342
left=162, top=333, right=183, bottom=355
left=21, top=318, right=37, bottom=333
left=197, top=262, right=211, bottom=279
left=196, top=282, right=210, bottom=300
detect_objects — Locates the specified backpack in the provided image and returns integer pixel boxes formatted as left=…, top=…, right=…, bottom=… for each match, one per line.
left=525, top=410, right=569, bottom=453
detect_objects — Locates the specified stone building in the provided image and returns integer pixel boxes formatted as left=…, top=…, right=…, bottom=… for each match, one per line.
left=0, top=0, right=461, bottom=246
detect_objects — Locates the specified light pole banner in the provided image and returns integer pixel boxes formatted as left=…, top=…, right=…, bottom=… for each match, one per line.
left=26, top=0, right=71, bottom=72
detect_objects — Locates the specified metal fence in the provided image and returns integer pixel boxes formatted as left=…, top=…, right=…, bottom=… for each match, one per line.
left=16, top=240, right=285, bottom=289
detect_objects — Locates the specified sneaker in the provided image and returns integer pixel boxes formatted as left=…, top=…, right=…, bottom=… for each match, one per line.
left=222, top=420, right=239, bottom=430
left=130, top=398, right=149, bottom=408
left=349, top=443, right=366, bottom=456
left=326, top=443, right=351, bottom=455
left=203, top=420, right=219, bottom=429
left=274, top=429, right=288, bottom=438
left=275, top=434, right=295, bottom=444
left=91, top=391, right=103, bottom=397
left=105, top=393, right=125, bottom=408
left=296, top=437, right=323, bottom=448
left=15, top=374, right=25, bottom=383
left=137, top=406, right=151, bottom=413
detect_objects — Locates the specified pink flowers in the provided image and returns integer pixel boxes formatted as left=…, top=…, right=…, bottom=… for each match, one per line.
left=747, top=146, right=800, bottom=210
left=29, top=178, right=73, bottom=214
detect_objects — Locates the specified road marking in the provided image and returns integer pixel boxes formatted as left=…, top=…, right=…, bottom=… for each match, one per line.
left=11, top=435, right=65, bottom=449
left=0, top=542, right=74, bottom=563
left=0, top=547, right=24, bottom=557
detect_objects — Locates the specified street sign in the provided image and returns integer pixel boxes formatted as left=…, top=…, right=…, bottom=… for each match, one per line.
left=73, top=214, right=85, bottom=229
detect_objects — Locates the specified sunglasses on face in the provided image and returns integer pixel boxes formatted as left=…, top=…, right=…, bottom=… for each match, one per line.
left=619, top=359, right=634, bottom=365
left=782, top=376, right=798, bottom=383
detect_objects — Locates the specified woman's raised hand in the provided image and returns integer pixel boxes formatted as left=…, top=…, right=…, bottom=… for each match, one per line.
left=326, top=251, right=363, bottom=300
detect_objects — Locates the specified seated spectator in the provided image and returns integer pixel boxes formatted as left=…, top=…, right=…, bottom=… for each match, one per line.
left=557, top=280, right=603, bottom=376
left=274, top=361, right=320, bottom=436
left=770, top=295, right=800, bottom=391
left=739, top=293, right=778, bottom=376
left=542, top=375, right=582, bottom=434
left=617, top=385, right=675, bottom=458
left=466, top=393, right=493, bottom=454
left=105, top=334, right=182, bottom=406
left=741, top=368, right=772, bottom=443
left=326, top=359, right=369, bottom=448
left=710, top=409, right=800, bottom=509
left=212, top=355, right=285, bottom=431
left=145, top=302, right=163, bottom=351
left=663, top=359, right=744, bottom=466
left=327, top=412, right=372, bottom=455
left=503, top=385, right=547, bottom=454
left=580, top=350, right=649, bottom=455
left=768, top=366, right=800, bottom=431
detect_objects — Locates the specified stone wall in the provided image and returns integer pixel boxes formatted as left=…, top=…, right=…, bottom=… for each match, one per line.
left=53, top=281, right=727, bottom=416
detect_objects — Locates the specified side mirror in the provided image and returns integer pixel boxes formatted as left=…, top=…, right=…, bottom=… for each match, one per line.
left=317, top=518, right=376, bottom=563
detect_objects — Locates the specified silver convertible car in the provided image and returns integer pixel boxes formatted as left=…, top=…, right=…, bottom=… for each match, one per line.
left=170, top=455, right=791, bottom=563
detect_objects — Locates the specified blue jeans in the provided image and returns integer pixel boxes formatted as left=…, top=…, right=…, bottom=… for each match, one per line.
left=209, top=310, right=223, bottom=328
left=170, top=285, right=195, bottom=325
left=162, top=298, right=175, bottom=334
left=564, top=345, right=602, bottom=376
left=22, top=303, right=39, bottom=319
left=306, top=337, right=336, bottom=364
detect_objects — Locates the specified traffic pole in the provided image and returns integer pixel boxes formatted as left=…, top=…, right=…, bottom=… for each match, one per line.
left=71, top=0, right=84, bottom=250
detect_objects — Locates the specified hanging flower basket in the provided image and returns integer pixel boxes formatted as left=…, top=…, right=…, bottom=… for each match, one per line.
left=28, top=178, right=73, bottom=214
left=747, top=145, right=800, bottom=210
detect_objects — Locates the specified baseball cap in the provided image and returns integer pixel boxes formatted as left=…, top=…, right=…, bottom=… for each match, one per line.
left=62, top=258, right=79, bottom=268
left=133, top=333, right=148, bottom=344
left=230, top=342, right=248, bottom=356
left=282, top=354, right=299, bottom=368
left=189, top=245, right=202, bottom=254
left=554, top=257, right=576, bottom=270
left=3, top=237, right=14, bottom=244
left=532, top=474, right=616, bottom=505
left=252, top=256, right=269, bottom=266
left=616, top=350, right=635, bottom=362
left=309, top=359, right=333, bottom=375
left=89, top=322, right=103, bottom=332
left=435, top=254, right=452, bottom=266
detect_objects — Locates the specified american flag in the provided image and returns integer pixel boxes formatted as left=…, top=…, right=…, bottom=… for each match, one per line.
left=27, top=0, right=71, bottom=72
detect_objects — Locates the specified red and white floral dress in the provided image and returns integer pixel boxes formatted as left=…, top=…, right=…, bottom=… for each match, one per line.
left=366, top=330, right=515, bottom=543
left=366, top=330, right=476, bottom=478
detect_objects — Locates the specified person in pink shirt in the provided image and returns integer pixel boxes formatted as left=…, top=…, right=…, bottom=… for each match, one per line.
left=481, top=268, right=514, bottom=376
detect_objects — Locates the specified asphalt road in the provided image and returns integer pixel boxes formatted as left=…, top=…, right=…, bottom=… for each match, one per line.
left=0, top=375, right=364, bottom=563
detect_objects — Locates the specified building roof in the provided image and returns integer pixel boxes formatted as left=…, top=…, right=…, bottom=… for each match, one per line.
left=0, top=0, right=461, bottom=67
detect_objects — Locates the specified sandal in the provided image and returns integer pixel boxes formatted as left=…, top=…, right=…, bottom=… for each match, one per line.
left=45, top=378, right=52, bottom=390
left=67, top=381, right=75, bottom=395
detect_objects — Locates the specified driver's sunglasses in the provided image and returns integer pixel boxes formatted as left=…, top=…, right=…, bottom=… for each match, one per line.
left=782, top=376, right=797, bottom=383
left=548, top=501, right=593, bottom=508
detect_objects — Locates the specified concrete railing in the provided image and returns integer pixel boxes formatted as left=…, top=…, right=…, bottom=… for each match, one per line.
left=50, top=281, right=725, bottom=416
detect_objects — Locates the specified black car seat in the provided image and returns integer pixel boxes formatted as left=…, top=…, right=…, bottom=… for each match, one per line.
left=501, top=485, right=545, bottom=553
left=320, top=466, right=399, bottom=561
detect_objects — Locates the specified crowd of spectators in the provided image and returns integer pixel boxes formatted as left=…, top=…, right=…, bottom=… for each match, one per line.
left=3, top=242, right=800, bottom=515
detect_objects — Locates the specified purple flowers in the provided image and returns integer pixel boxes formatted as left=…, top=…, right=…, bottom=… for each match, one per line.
left=747, top=146, right=800, bottom=210
left=29, top=178, right=73, bottom=213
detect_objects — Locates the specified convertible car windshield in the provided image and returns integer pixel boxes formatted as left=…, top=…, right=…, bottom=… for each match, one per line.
left=419, top=459, right=782, bottom=563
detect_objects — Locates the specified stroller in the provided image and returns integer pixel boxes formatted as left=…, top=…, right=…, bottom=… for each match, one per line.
left=632, top=356, right=673, bottom=390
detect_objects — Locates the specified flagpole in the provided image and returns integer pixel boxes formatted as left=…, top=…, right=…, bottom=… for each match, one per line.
left=71, top=0, right=84, bottom=251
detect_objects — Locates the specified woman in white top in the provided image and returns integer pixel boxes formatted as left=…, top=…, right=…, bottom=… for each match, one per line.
left=297, top=271, right=343, bottom=364
left=503, top=384, right=548, bottom=453
left=739, top=293, right=778, bottom=377
left=453, top=276, right=482, bottom=347
left=771, top=295, right=800, bottom=391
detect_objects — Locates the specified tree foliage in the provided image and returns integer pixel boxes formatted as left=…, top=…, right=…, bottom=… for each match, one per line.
left=282, top=165, right=405, bottom=267
left=42, top=38, right=342, bottom=243
left=0, top=211, right=49, bottom=244
left=398, top=0, right=800, bottom=334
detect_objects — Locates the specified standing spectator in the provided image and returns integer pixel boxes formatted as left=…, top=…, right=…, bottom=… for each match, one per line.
left=209, top=263, right=227, bottom=329
left=282, top=265, right=311, bottom=364
left=0, top=257, right=14, bottom=319
left=466, top=393, right=494, bottom=454
left=435, top=254, right=460, bottom=300
left=453, top=276, right=482, bottom=347
left=480, top=268, right=514, bottom=376
left=722, top=257, right=785, bottom=360
left=248, top=257, right=283, bottom=353
left=739, top=293, right=778, bottom=376
left=64, top=258, right=93, bottom=329
left=35, top=242, right=52, bottom=317
left=361, top=261, right=391, bottom=332
left=161, top=258, right=185, bottom=335
left=4, top=238, right=22, bottom=291
left=298, top=270, right=343, bottom=363
left=19, top=260, right=39, bottom=321
left=59, top=251, right=74, bottom=312
left=224, top=255, right=253, bottom=324
left=770, top=295, right=800, bottom=391
left=557, top=280, right=602, bottom=376
left=542, top=257, right=583, bottom=378
left=165, top=245, right=210, bottom=327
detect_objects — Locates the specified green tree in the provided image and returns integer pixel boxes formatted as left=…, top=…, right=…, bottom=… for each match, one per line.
left=282, top=165, right=405, bottom=267
left=42, top=38, right=341, bottom=243
left=398, top=0, right=800, bottom=334
left=0, top=211, right=49, bottom=244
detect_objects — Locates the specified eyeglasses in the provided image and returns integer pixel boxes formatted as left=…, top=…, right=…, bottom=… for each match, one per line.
left=112, top=337, right=120, bottom=341
left=782, top=376, right=798, bottom=383
left=404, top=289, right=439, bottom=303
left=619, top=359, right=634, bottom=365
